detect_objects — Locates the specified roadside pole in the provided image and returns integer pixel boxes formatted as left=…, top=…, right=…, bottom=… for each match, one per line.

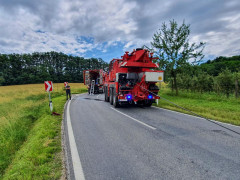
left=44, top=81, right=53, bottom=112
left=49, top=91, right=53, bottom=112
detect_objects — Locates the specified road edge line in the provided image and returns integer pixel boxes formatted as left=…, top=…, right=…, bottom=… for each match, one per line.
left=66, top=100, right=85, bottom=180
left=110, top=107, right=156, bottom=130
left=61, top=101, right=70, bottom=180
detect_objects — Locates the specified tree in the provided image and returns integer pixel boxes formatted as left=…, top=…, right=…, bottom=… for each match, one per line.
left=151, top=19, right=205, bottom=95
left=0, top=75, right=4, bottom=85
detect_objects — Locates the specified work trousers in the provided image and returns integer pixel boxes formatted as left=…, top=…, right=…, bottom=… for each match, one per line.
left=66, top=91, right=71, bottom=100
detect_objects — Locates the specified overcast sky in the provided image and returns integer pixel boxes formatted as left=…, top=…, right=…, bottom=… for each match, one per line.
left=0, top=0, right=240, bottom=62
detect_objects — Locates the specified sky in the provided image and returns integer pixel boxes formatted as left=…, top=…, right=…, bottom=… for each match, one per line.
left=0, top=0, right=240, bottom=62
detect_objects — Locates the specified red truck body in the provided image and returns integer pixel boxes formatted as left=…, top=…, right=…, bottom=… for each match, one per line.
left=103, top=48, right=164, bottom=107
left=83, top=69, right=105, bottom=94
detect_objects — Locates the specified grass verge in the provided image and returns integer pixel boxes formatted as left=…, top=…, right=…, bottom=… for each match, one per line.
left=2, top=95, right=66, bottom=180
left=0, top=83, right=87, bottom=179
left=156, top=87, right=240, bottom=126
left=0, top=95, right=46, bottom=178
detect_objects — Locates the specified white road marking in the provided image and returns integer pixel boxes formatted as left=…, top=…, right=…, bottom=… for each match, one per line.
left=66, top=100, right=85, bottom=180
left=152, top=106, right=240, bottom=128
left=110, top=107, right=156, bottom=130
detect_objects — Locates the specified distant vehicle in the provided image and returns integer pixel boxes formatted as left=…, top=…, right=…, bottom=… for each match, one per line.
left=83, top=69, right=105, bottom=94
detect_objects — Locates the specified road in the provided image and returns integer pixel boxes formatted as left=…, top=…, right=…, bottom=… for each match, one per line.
left=63, top=93, right=240, bottom=180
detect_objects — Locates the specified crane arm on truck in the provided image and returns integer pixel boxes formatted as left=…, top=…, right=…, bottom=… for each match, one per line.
left=103, top=48, right=164, bottom=107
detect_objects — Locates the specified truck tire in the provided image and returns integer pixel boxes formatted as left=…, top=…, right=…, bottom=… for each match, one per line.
left=113, top=88, right=119, bottom=108
left=104, top=87, right=107, bottom=101
left=105, top=87, right=109, bottom=102
left=145, top=102, right=152, bottom=107
left=110, top=88, right=113, bottom=105
left=144, top=100, right=152, bottom=107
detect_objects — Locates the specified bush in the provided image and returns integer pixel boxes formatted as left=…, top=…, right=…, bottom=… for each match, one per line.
left=174, top=69, right=240, bottom=98
left=217, top=69, right=234, bottom=98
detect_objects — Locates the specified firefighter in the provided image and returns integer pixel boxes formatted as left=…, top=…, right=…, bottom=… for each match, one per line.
left=65, top=83, right=71, bottom=100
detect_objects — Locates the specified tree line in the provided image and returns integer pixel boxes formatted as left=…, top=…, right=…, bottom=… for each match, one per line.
left=0, top=52, right=108, bottom=85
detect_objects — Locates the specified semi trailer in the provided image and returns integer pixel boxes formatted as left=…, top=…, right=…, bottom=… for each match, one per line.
left=83, top=69, right=105, bottom=94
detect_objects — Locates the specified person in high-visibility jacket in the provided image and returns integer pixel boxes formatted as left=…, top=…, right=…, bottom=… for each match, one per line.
left=65, top=83, right=71, bottom=100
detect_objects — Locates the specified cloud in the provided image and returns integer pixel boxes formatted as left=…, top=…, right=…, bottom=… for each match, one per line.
left=0, top=0, right=240, bottom=61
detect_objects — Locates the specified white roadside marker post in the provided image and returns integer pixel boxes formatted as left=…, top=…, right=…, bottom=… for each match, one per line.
left=49, top=91, right=53, bottom=112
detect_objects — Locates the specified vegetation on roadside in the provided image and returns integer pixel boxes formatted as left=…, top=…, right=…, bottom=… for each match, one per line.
left=176, top=68, right=240, bottom=98
left=2, top=96, right=65, bottom=179
left=156, top=83, right=240, bottom=126
left=0, top=83, right=87, bottom=179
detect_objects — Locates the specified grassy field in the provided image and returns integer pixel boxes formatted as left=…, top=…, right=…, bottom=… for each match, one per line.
left=156, top=83, right=240, bottom=126
left=0, top=83, right=87, bottom=179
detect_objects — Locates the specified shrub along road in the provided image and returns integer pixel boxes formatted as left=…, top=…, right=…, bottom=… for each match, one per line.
left=64, top=93, right=240, bottom=180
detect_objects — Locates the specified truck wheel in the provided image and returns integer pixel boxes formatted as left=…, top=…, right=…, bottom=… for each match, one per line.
left=113, top=88, right=119, bottom=108
left=145, top=100, right=152, bottom=107
left=104, top=87, right=107, bottom=101
left=110, top=88, right=113, bottom=105
left=145, top=102, right=152, bottom=107
left=105, top=87, right=109, bottom=102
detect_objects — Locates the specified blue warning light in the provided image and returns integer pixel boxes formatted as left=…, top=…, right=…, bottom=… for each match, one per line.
left=127, top=95, right=132, bottom=100
left=148, top=95, right=153, bottom=99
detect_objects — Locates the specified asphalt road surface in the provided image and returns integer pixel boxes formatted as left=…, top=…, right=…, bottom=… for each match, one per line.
left=63, top=93, right=240, bottom=180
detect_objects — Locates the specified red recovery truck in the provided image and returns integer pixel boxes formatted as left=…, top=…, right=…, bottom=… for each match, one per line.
left=83, top=69, right=105, bottom=94
left=104, top=48, right=164, bottom=107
